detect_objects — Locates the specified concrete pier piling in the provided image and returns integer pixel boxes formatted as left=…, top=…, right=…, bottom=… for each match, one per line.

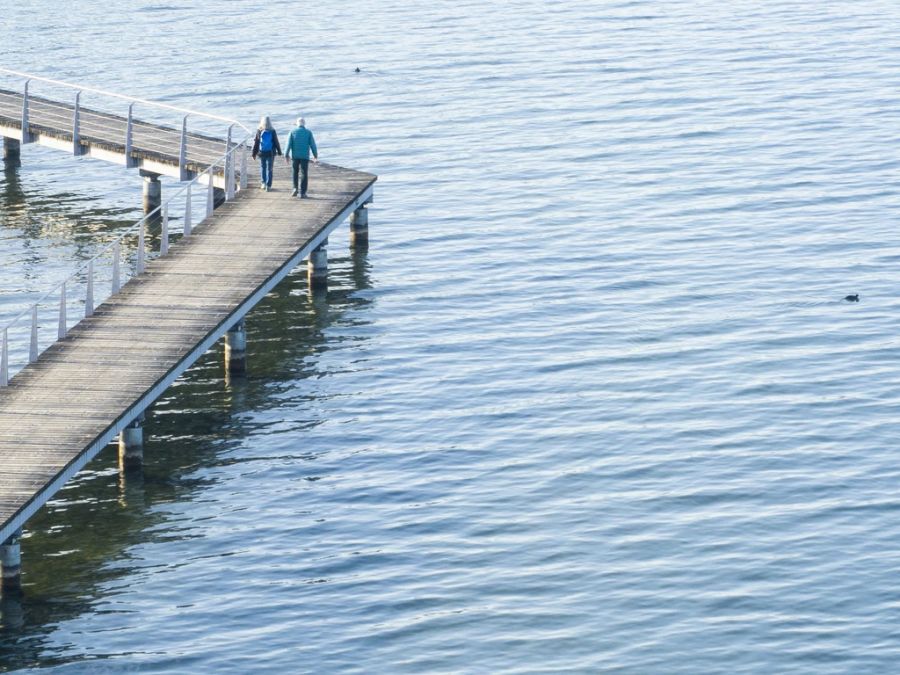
left=118, top=418, right=144, bottom=471
left=141, top=170, right=162, bottom=214
left=349, top=206, right=368, bottom=247
left=1, top=529, right=22, bottom=591
left=225, top=319, right=247, bottom=375
left=308, top=241, right=328, bottom=289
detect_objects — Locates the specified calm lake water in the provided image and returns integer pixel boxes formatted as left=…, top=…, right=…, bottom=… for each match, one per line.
left=3, top=1, right=900, bottom=672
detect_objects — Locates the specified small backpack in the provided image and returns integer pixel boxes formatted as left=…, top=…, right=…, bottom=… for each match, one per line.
left=259, top=129, right=274, bottom=153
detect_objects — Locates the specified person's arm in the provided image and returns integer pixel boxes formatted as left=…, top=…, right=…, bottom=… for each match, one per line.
left=284, top=130, right=292, bottom=162
left=251, top=130, right=260, bottom=159
left=273, top=130, right=283, bottom=156
left=310, top=133, right=318, bottom=163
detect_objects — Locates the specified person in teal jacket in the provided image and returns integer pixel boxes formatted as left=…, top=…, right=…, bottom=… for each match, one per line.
left=284, top=117, right=319, bottom=198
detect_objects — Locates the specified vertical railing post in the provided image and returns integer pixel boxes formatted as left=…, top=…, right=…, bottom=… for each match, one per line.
left=240, top=142, right=248, bottom=190
left=21, top=79, right=32, bottom=144
left=136, top=222, right=145, bottom=275
left=206, top=169, right=214, bottom=218
left=58, top=283, right=67, bottom=340
left=73, top=91, right=85, bottom=156
left=125, top=102, right=136, bottom=168
left=1, top=328, right=7, bottom=387
left=85, top=260, right=94, bottom=318
left=225, top=124, right=235, bottom=201
left=179, top=114, right=189, bottom=181
left=29, top=306, right=37, bottom=363
left=112, top=242, right=121, bottom=294
left=161, top=205, right=169, bottom=256
left=184, top=183, right=192, bottom=236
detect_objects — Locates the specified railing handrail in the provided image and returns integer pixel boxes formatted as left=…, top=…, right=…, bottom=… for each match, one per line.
left=0, top=67, right=251, bottom=133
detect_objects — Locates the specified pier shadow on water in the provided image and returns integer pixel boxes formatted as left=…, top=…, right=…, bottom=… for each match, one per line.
left=0, top=247, right=374, bottom=670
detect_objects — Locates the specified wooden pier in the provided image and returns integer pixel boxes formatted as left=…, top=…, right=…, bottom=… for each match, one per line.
left=0, top=76, right=375, bottom=586
left=0, top=85, right=231, bottom=182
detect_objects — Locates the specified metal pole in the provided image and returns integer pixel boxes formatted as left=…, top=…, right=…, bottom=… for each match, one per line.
left=57, top=282, right=67, bottom=339
left=206, top=170, right=214, bottom=218
left=225, top=125, right=235, bottom=201
left=136, top=222, right=145, bottom=275
left=1, top=328, right=7, bottom=387
left=29, top=306, right=37, bottom=363
left=179, top=115, right=189, bottom=181
left=161, top=205, right=169, bottom=256
left=240, top=142, right=248, bottom=190
left=112, top=242, right=121, bottom=294
left=73, top=91, right=83, bottom=156
left=184, top=184, right=192, bottom=236
left=125, top=102, right=135, bottom=168
left=21, top=79, right=31, bottom=143
left=85, top=260, right=94, bottom=317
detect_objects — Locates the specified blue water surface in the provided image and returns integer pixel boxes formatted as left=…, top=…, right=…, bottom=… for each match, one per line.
left=3, top=1, right=900, bottom=672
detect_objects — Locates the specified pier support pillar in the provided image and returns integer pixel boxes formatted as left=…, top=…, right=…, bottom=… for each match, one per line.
left=118, top=417, right=144, bottom=471
left=213, top=187, right=226, bottom=210
left=141, top=170, right=162, bottom=215
left=308, top=241, right=328, bottom=289
left=349, top=206, right=368, bottom=248
left=225, top=319, right=247, bottom=376
left=2, top=138, right=21, bottom=167
left=1, top=529, right=22, bottom=591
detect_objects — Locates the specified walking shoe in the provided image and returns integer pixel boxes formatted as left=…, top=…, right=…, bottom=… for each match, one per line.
left=266, top=185, right=271, bottom=192
left=301, top=193, right=308, bottom=199
left=291, top=189, right=298, bottom=196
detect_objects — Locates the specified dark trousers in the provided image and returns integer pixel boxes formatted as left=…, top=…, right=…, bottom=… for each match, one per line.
left=292, top=158, right=310, bottom=195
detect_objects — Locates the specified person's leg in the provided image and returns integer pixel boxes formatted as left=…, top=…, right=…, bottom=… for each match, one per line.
left=265, top=154, right=275, bottom=188
left=259, top=156, right=267, bottom=188
left=300, top=159, right=310, bottom=196
left=292, top=159, right=301, bottom=194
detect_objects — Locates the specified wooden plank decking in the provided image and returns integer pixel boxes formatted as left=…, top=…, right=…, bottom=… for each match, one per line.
left=0, top=106, right=376, bottom=544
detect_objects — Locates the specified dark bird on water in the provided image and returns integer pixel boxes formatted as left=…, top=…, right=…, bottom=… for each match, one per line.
left=355, top=67, right=361, bottom=73
left=844, top=294, right=859, bottom=302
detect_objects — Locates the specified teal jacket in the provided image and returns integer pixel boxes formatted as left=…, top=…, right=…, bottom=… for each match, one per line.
left=285, top=126, right=318, bottom=160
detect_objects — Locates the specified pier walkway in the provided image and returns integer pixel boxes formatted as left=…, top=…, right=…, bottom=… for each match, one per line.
left=0, top=79, right=235, bottom=183
left=0, top=72, right=376, bottom=585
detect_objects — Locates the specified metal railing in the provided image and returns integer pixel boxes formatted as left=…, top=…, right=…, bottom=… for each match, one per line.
left=0, top=71, right=255, bottom=385
left=0, top=67, right=252, bottom=177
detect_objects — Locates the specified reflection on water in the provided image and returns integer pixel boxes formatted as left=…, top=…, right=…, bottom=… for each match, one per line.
left=0, top=156, right=137, bottom=243
left=0, top=248, right=373, bottom=668
left=1, top=163, right=24, bottom=209
left=0, top=152, right=145, bottom=330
